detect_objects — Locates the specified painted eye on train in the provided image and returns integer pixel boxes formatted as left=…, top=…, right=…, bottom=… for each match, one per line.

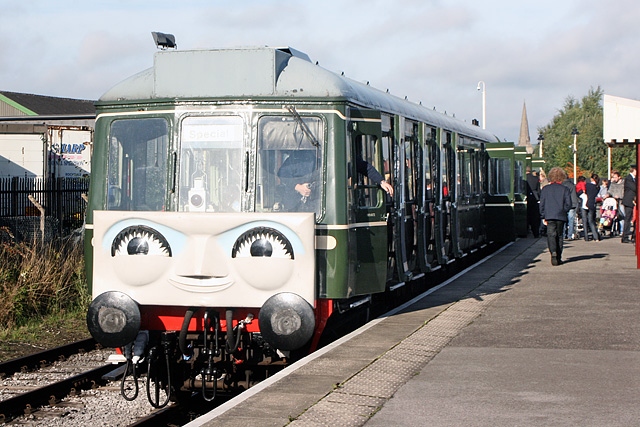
left=111, top=225, right=172, bottom=257
left=231, top=227, right=294, bottom=259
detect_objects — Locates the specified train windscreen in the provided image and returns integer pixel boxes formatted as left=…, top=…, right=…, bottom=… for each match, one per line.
left=256, top=115, right=324, bottom=218
left=179, top=116, right=244, bottom=212
left=107, top=118, right=169, bottom=211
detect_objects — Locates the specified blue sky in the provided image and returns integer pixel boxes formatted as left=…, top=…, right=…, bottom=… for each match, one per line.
left=2, top=0, right=638, bottom=141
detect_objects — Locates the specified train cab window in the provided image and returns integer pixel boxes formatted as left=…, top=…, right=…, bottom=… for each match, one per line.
left=107, top=118, right=168, bottom=211
left=488, top=157, right=512, bottom=195
left=256, top=115, right=324, bottom=218
left=178, top=116, right=244, bottom=212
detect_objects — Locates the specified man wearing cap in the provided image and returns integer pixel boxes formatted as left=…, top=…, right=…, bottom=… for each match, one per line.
left=621, top=164, right=637, bottom=243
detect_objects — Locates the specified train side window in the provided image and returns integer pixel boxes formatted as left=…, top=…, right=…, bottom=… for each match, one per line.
left=458, top=149, right=472, bottom=198
left=472, top=150, right=481, bottom=196
left=404, top=120, right=418, bottom=203
left=381, top=114, right=393, bottom=185
left=514, top=160, right=526, bottom=194
left=425, top=127, right=436, bottom=200
left=256, top=115, right=324, bottom=217
left=488, top=157, right=512, bottom=195
left=353, top=134, right=383, bottom=208
left=107, top=118, right=168, bottom=211
left=442, top=132, right=452, bottom=198
left=423, top=142, right=433, bottom=200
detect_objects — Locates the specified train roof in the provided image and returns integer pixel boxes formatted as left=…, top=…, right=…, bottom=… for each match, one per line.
left=99, top=46, right=499, bottom=142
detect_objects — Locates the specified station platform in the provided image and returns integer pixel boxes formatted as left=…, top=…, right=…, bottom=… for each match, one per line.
left=186, top=236, right=640, bottom=427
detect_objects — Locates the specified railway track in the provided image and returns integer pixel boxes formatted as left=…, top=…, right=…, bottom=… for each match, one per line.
left=0, top=339, right=156, bottom=425
left=0, top=338, right=99, bottom=379
left=0, top=364, right=114, bottom=423
left=0, top=339, right=245, bottom=426
left=0, top=339, right=111, bottom=423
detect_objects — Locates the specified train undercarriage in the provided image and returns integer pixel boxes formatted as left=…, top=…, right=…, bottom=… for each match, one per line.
left=118, top=308, right=292, bottom=407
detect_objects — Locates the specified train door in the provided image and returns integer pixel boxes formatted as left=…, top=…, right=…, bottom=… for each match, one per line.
left=391, top=117, right=419, bottom=282
left=513, top=147, right=529, bottom=237
left=432, top=129, right=446, bottom=265
left=380, top=114, right=411, bottom=284
left=416, top=125, right=440, bottom=272
left=456, top=141, right=486, bottom=252
left=472, top=146, right=488, bottom=247
left=348, top=112, right=388, bottom=295
left=484, top=142, right=516, bottom=242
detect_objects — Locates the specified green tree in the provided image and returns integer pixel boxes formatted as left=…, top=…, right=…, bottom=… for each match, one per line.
left=539, top=87, right=635, bottom=179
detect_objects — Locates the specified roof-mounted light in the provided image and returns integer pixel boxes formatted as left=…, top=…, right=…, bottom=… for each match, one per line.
left=151, top=32, right=177, bottom=50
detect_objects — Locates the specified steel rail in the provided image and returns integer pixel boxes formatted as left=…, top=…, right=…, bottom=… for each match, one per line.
left=0, top=363, right=115, bottom=423
left=0, top=338, right=99, bottom=379
left=128, top=393, right=234, bottom=427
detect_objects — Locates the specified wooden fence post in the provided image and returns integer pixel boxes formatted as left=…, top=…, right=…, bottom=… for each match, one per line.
left=27, top=195, right=45, bottom=242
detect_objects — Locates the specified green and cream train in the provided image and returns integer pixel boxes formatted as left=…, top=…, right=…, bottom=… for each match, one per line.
left=84, top=46, right=527, bottom=405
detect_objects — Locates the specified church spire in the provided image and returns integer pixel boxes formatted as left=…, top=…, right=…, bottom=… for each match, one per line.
left=518, top=101, right=534, bottom=154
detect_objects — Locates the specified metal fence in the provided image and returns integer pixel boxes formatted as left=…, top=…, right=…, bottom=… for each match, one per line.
left=0, top=177, right=89, bottom=241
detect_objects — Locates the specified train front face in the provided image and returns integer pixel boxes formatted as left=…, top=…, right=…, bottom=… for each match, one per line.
left=86, top=104, right=326, bottom=358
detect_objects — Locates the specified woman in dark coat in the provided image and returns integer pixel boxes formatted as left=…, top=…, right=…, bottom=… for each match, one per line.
left=540, top=167, right=572, bottom=266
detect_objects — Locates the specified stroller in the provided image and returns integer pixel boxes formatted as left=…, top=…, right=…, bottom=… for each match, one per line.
left=598, top=195, right=618, bottom=237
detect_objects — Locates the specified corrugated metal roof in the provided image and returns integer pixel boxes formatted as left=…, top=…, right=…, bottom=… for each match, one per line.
left=0, top=91, right=96, bottom=116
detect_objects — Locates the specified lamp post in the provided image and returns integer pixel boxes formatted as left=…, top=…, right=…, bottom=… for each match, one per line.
left=476, top=81, right=486, bottom=129
left=537, top=133, right=544, bottom=157
left=571, top=127, right=579, bottom=183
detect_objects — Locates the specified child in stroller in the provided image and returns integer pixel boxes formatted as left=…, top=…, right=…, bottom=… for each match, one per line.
left=598, top=193, right=618, bottom=236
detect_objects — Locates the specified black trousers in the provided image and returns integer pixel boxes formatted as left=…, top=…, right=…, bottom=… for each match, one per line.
left=622, top=204, right=634, bottom=241
left=527, top=202, right=540, bottom=237
left=546, top=220, right=565, bottom=258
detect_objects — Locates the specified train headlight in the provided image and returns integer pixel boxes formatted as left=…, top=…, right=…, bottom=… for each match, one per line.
left=258, top=292, right=315, bottom=351
left=188, top=180, right=206, bottom=212
left=87, top=291, right=141, bottom=348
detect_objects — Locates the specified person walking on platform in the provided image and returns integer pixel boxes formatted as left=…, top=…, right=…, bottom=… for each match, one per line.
left=621, top=165, right=637, bottom=243
left=539, top=167, right=572, bottom=266
left=584, top=173, right=602, bottom=242
left=526, top=166, right=541, bottom=237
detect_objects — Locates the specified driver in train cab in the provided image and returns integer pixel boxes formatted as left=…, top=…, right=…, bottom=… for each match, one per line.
left=277, top=150, right=393, bottom=212
left=277, top=150, right=319, bottom=212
